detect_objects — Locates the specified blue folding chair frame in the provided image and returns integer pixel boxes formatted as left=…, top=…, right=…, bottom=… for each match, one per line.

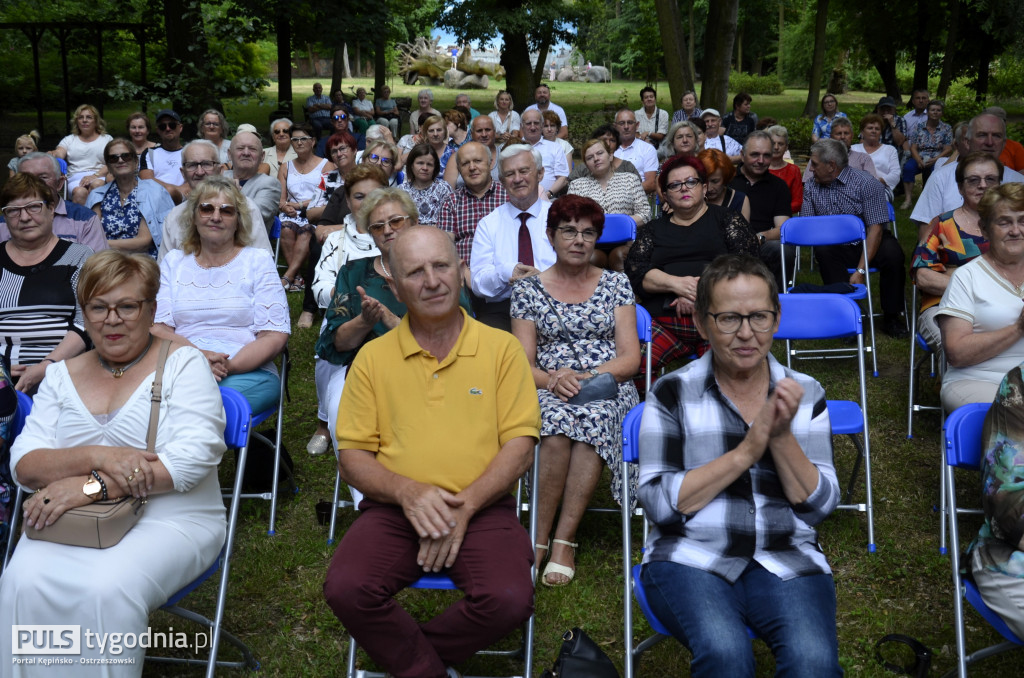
left=345, top=444, right=541, bottom=678
left=774, top=293, right=876, bottom=551
left=780, top=215, right=879, bottom=377
left=2, top=391, right=33, bottom=572
left=146, top=387, right=261, bottom=675
left=597, top=213, right=637, bottom=247
left=943, top=403, right=1024, bottom=677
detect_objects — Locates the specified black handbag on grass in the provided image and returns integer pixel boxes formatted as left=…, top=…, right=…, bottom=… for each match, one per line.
left=540, top=627, right=620, bottom=678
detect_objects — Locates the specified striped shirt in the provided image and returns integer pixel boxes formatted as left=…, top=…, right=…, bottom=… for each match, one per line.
left=0, top=239, right=91, bottom=367
left=637, top=352, right=838, bottom=582
left=436, top=181, right=508, bottom=264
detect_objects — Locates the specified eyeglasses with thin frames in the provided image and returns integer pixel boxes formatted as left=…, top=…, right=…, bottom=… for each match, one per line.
left=366, top=153, right=394, bottom=167
left=183, top=161, right=218, bottom=172
left=555, top=226, right=598, bottom=242
left=1, top=201, right=48, bottom=219
left=367, top=214, right=411, bottom=234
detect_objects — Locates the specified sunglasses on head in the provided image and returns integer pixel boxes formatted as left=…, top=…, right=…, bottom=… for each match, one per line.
left=198, top=203, right=237, bottom=217
left=157, top=121, right=179, bottom=131
left=105, top=152, right=134, bottom=164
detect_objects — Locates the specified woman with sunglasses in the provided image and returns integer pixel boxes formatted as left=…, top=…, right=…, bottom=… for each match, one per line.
left=262, top=117, right=297, bottom=178
left=625, top=154, right=759, bottom=374
left=86, top=138, right=175, bottom=258
left=152, top=175, right=289, bottom=414
left=0, top=173, right=92, bottom=394
left=277, top=122, right=336, bottom=292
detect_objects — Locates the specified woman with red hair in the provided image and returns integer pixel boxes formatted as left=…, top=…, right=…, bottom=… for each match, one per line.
left=626, top=154, right=759, bottom=372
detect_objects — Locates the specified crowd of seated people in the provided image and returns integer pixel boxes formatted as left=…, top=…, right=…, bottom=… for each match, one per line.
left=4, top=83, right=1024, bottom=677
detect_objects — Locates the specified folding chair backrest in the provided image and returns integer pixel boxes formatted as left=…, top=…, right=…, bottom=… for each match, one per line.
left=598, top=213, right=637, bottom=246
left=944, top=403, right=988, bottom=470
left=775, top=293, right=862, bottom=341
left=635, top=305, right=653, bottom=392
left=219, top=386, right=252, bottom=450
left=780, top=214, right=866, bottom=247
left=11, top=390, right=32, bottom=439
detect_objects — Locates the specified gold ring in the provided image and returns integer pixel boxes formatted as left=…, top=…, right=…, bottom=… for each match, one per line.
left=133, top=467, right=141, bottom=474
left=127, top=474, right=135, bottom=482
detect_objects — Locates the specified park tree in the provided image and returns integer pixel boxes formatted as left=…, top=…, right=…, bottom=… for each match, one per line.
left=654, top=0, right=696, bottom=110
left=700, top=0, right=738, bottom=112
left=436, top=0, right=581, bottom=112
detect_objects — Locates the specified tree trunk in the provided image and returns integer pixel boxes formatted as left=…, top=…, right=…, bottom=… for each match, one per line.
left=307, top=42, right=317, bottom=77
left=533, top=29, right=552, bottom=86
left=654, top=0, right=694, bottom=111
left=330, top=44, right=343, bottom=98
left=937, top=1, right=960, bottom=98
left=975, top=38, right=992, bottom=101
left=912, top=0, right=931, bottom=91
left=688, top=0, right=697, bottom=83
left=374, top=36, right=386, bottom=94
left=342, top=43, right=352, bottom=80
left=276, top=11, right=292, bottom=114
left=354, top=42, right=362, bottom=78
left=502, top=30, right=536, bottom=112
left=802, top=0, right=829, bottom=117
left=703, top=0, right=738, bottom=112
left=866, top=45, right=901, bottom=100
left=736, top=23, right=743, bottom=73
left=777, top=0, right=784, bottom=81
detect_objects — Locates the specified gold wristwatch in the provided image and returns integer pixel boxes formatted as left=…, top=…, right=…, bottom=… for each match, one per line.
left=83, top=475, right=103, bottom=500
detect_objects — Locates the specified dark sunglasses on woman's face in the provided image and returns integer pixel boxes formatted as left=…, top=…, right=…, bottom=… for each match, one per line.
left=106, top=153, right=134, bottom=164
left=198, top=203, right=237, bottom=217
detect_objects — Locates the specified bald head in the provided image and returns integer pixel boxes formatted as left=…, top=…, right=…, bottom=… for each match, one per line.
left=180, top=140, right=221, bottom=188
left=470, top=114, right=496, bottom=147
left=387, top=226, right=463, bottom=323
left=229, top=131, right=263, bottom=179
left=456, top=141, right=492, bottom=192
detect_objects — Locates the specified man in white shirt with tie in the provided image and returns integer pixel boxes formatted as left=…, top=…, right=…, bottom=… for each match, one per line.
left=470, top=145, right=557, bottom=331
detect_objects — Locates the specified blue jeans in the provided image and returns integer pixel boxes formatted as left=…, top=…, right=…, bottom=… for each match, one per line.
left=641, top=560, right=842, bottom=678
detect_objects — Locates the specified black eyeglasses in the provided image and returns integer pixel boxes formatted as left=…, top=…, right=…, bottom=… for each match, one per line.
left=183, top=161, right=218, bottom=171
left=198, top=203, right=237, bottom=217
left=157, top=121, right=179, bottom=131
left=105, top=153, right=134, bottom=164
left=665, top=178, right=702, bottom=192
left=366, top=153, right=393, bottom=167
left=705, top=310, right=777, bottom=334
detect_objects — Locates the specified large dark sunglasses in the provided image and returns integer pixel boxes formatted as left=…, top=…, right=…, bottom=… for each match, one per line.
left=157, top=121, right=179, bottom=131
left=105, top=152, right=134, bottom=164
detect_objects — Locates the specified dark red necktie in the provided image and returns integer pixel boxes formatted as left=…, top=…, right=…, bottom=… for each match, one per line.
left=517, top=212, right=534, bottom=267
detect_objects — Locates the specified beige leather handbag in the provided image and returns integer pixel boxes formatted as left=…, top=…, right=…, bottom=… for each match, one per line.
left=24, top=339, right=171, bottom=549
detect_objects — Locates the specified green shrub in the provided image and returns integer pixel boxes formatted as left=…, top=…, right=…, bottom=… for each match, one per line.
left=729, top=71, right=785, bottom=96
left=942, top=79, right=984, bottom=126
left=776, top=116, right=814, bottom=155
left=990, top=56, right=1024, bottom=101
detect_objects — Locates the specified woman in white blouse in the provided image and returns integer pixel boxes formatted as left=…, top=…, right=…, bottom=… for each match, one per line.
left=852, top=113, right=900, bottom=199
left=152, top=175, right=290, bottom=415
left=569, top=138, right=650, bottom=271
left=489, top=90, right=522, bottom=146
left=53, top=104, right=114, bottom=205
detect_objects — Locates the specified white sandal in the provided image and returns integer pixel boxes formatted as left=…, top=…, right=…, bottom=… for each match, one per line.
left=541, top=539, right=578, bottom=587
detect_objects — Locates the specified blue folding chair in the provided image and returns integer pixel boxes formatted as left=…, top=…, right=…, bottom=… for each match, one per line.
left=271, top=216, right=283, bottom=270
left=943, top=403, right=1024, bottom=677
left=222, top=351, right=291, bottom=536
left=2, top=391, right=33, bottom=572
left=345, top=444, right=541, bottom=678
left=597, top=213, right=637, bottom=247
left=774, top=293, right=876, bottom=552
left=779, top=215, right=879, bottom=377
left=907, top=285, right=941, bottom=439
left=620, top=403, right=758, bottom=677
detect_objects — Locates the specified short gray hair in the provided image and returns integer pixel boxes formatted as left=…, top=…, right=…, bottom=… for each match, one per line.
left=743, top=130, right=773, bottom=152
left=810, top=138, right=848, bottom=169
left=270, top=117, right=293, bottom=135
left=417, top=88, right=434, bottom=102
left=765, top=125, right=789, bottom=143
left=17, top=151, right=62, bottom=176
left=182, top=139, right=221, bottom=162
left=498, top=144, right=543, bottom=172
left=968, top=113, right=1007, bottom=139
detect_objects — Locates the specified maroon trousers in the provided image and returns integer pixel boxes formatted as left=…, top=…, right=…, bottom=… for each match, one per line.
left=323, top=495, right=534, bottom=678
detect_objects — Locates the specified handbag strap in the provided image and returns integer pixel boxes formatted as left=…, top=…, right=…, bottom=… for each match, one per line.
left=527, top=276, right=587, bottom=371
left=146, top=339, right=172, bottom=454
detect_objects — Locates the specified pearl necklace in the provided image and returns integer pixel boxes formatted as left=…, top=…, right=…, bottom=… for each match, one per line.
left=98, top=335, right=153, bottom=378
left=379, top=255, right=392, bottom=278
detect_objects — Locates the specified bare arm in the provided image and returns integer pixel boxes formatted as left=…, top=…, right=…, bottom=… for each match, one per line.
left=849, top=223, right=883, bottom=285
left=13, top=332, right=87, bottom=394
left=226, top=330, right=288, bottom=375
left=915, top=266, right=955, bottom=297
left=940, top=313, right=1024, bottom=369
left=108, top=215, right=154, bottom=254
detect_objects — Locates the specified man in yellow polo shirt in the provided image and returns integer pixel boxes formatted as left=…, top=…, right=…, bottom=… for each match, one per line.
left=323, top=225, right=540, bottom=678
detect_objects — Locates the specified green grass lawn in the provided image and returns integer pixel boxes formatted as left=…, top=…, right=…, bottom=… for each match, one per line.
left=134, top=206, right=1021, bottom=677
left=3, top=79, right=1022, bottom=675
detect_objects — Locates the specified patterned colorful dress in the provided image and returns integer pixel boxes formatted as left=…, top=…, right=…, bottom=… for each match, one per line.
left=911, top=210, right=988, bottom=312
left=510, top=270, right=640, bottom=506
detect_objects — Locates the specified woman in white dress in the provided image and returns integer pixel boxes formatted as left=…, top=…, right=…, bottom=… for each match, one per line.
left=153, top=175, right=290, bottom=416
left=0, top=249, right=228, bottom=675
left=489, top=90, right=522, bottom=146
left=53, top=104, right=114, bottom=205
